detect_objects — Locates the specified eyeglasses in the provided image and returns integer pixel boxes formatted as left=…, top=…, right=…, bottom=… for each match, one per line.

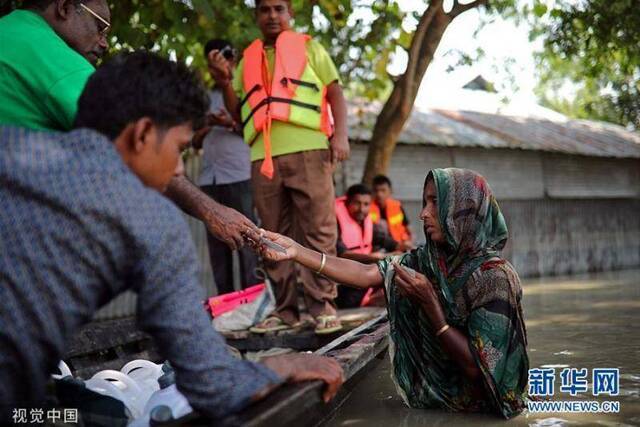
left=79, top=3, right=110, bottom=37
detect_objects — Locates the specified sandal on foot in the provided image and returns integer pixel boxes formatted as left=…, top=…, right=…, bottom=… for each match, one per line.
left=250, top=316, right=293, bottom=334
left=314, top=315, right=343, bottom=335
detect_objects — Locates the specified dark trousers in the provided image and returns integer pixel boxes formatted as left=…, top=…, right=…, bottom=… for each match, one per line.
left=201, top=180, right=260, bottom=295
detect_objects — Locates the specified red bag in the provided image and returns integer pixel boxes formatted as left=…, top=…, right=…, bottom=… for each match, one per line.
left=205, top=284, right=266, bottom=318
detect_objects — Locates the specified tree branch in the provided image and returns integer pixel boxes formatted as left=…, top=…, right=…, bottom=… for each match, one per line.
left=402, top=0, right=443, bottom=99
left=448, top=0, right=487, bottom=18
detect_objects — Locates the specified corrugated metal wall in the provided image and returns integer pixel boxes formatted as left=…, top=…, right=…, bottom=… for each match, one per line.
left=400, top=198, right=640, bottom=277
left=500, top=199, right=640, bottom=277
left=335, top=144, right=639, bottom=201
left=96, top=144, right=640, bottom=319
left=543, top=154, right=640, bottom=198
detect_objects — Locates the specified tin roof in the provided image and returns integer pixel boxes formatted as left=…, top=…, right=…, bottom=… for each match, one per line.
left=348, top=102, right=640, bottom=159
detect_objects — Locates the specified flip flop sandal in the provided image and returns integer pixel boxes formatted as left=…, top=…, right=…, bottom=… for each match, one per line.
left=250, top=316, right=293, bottom=334
left=314, top=315, right=343, bottom=335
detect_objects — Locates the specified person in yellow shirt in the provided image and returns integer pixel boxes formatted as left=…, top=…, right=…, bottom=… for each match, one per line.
left=208, top=0, right=349, bottom=335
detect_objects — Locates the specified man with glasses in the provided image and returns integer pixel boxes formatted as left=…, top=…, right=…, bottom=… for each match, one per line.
left=0, top=1, right=261, bottom=262
left=0, top=0, right=110, bottom=131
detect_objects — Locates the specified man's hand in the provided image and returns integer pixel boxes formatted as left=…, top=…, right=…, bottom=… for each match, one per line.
left=262, top=354, right=344, bottom=403
left=329, top=132, right=350, bottom=165
left=393, top=262, right=447, bottom=328
left=164, top=176, right=260, bottom=250
left=206, top=203, right=260, bottom=250
left=208, top=50, right=232, bottom=86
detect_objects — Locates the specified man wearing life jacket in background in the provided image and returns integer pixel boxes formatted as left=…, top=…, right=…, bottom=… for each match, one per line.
left=371, top=175, right=414, bottom=251
left=208, top=0, right=350, bottom=335
left=335, top=184, right=399, bottom=308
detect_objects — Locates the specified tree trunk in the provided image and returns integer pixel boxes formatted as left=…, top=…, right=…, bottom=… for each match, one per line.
left=362, top=0, right=486, bottom=185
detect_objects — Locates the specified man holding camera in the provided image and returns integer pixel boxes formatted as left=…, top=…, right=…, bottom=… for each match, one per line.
left=194, top=39, right=261, bottom=295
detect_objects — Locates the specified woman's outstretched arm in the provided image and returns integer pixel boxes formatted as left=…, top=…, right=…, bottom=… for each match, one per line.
left=255, top=230, right=384, bottom=289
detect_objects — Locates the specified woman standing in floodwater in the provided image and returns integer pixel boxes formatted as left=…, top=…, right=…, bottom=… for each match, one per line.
left=253, top=168, right=529, bottom=418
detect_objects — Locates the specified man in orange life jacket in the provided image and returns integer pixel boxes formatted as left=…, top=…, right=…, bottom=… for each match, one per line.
left=371, top=174, right=414, bottom=250
left=335, top=184, right=398, bottom=308
left=208, top=0, right=349, bottom=335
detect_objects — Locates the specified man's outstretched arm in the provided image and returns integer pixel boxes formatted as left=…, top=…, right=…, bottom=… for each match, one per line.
left=164, top=175, right=258, bottom=250
left=133, top=204, right=343, bottom=418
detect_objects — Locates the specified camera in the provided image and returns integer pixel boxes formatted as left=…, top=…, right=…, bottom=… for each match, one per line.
left=220, top=46, right=237, bottom=60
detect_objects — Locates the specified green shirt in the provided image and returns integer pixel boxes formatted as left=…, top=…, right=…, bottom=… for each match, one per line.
left=0, top=10, right=95, bottom=131
left=233, top=38, right=341, bottom=162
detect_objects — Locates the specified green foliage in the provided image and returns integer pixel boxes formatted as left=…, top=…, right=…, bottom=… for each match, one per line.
left=103, top=0, right=261, bottom=75
left=5, top=0, right=634, bottom=128
left=3, top=0, right=406, bottom=99
left=533, top=0, right=640, bottom=128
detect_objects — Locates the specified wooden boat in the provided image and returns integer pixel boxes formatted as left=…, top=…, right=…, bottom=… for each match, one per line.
left=62, top=308, right=390, bottom=426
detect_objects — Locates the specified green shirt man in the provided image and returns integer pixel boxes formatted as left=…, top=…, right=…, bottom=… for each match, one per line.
left=0, top=8, right=101, bottom=131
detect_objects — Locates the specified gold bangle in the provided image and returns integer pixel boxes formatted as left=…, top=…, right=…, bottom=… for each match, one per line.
left=316, top=253, right=327, bottom=275
left=435, top=324, right=450, bottom=337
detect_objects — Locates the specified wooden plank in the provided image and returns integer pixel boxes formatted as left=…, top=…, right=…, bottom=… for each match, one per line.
left=65, top=317, right=150, bottom=357
left=223, top=308, right=385, bottom=352
left=225, top=329, right=340, bottom=352
left=316, top=313, right=387, bottom=356
left=216, top=317, right=390, bottom=427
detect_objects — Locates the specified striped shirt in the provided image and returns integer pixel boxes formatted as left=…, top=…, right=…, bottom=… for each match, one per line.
left=0, top=127, right=281, bottom=418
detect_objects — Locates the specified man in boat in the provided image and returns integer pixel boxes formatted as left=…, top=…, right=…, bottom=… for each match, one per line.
left=0, top=0, right=259, bottom=255
left=192, top=39, right=261, bottom=296
left=0, top=51, right=343, bottom=422
left=335, top=184, right=399, bottom=308
left=208, top=0, right=350, bottom=335
left=371, top=175, right=414, bottom=250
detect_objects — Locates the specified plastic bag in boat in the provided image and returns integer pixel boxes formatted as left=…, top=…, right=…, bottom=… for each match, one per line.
left=206, top=281, right=275, bottom=332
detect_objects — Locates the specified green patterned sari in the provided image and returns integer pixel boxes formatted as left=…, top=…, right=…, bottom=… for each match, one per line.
left=378, top=168, right=529, bottom=419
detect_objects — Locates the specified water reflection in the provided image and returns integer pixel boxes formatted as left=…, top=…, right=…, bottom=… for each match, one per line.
left=325, top=269, right=640, bottom=426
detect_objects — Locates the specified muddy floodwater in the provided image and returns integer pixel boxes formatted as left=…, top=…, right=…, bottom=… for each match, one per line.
left=325, top=269, right=640, bottom=427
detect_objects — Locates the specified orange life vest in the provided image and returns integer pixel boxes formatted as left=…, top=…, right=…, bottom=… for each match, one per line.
left=370, top=198, right=410, bottom=243
left=241, top=31, right=333, bottom=179
left=335, top=196, right=373, bottom=255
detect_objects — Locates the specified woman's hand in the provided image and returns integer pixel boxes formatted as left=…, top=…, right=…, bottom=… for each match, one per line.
left=246, top=229, right=299, bottom=262
left=393, top=263, right=447, bottom=328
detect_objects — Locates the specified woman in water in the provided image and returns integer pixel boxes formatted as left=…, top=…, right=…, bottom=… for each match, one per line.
left=252, top=168, right=528, bottom=418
